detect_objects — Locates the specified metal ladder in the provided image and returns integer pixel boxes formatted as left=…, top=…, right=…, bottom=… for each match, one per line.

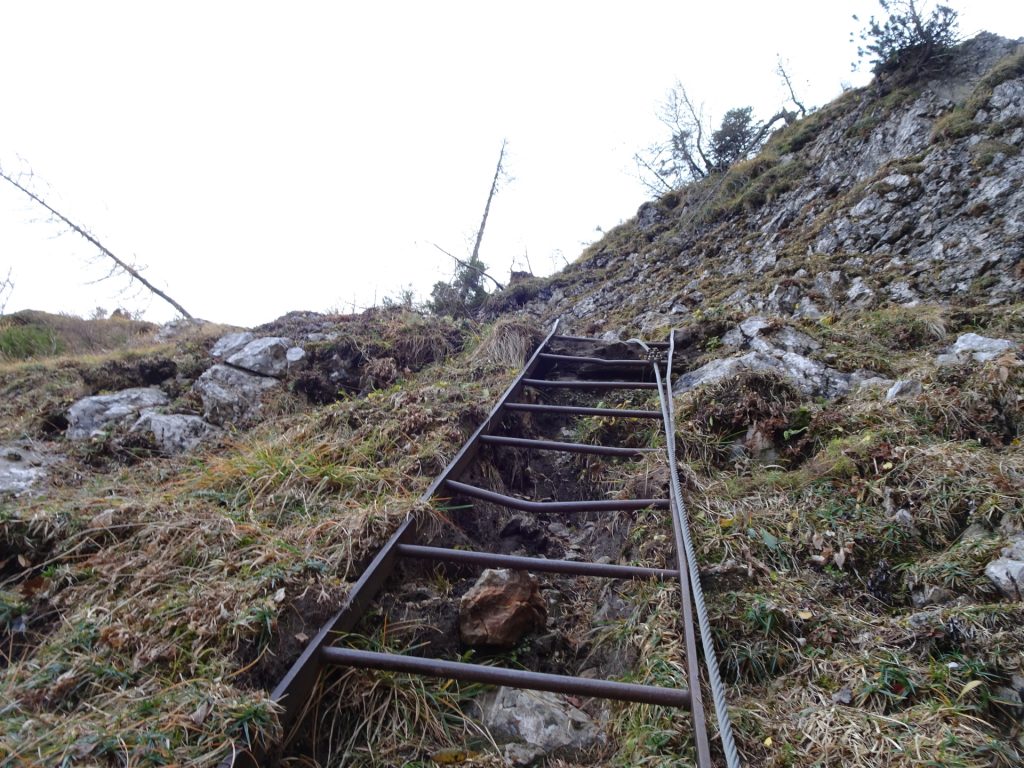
left=228, top=319, right=740, bottom=768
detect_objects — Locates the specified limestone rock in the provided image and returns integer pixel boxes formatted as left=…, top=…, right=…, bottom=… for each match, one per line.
left=674, top=350, right=854, bottom=399
left=131, top=413, right=221, bottom=454
left=285, top=346, right=307, bottom=373
left=227, top=337, right=295, bottom=377
left=67, top=387, right=169, bottom=440
left=501, top=743, right=546, bottom=767
left=210, top=331, right=254, bottom=359
left=886, top=379, right=922, bottom=401
left=476, top=687, right=604, bottom=755
left=985, top=535, right=1024, bottom=600
left=193, top=364, right=280, bottom=427
left=459, top=569, right=546, bottom=648
left=0, top=442, right=59, bottom=496
left=936, top=333, right=1017, bottom=365
left=846, top=276, right=875, bottom=305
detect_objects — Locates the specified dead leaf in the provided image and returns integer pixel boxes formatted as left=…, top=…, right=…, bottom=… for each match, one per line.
left=273, top=587, right=286, bottom=603
left=833, top=548, right=846, bottom=569
left=797, top=610, right=813, bottom=620
left=958, top=679, right=984, bottom=699
left=190, top=700, right=212, bottom=725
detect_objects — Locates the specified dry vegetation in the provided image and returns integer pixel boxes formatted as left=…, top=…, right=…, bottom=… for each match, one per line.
left=1, top=298, right=1021, bottom=767
left=0, top=316, right=544, bottom=766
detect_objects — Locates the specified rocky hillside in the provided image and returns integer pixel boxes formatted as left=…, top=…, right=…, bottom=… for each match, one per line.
left=502, top=33, right=1023, bottom=334
left=1, top=32, right=1023, bottom=768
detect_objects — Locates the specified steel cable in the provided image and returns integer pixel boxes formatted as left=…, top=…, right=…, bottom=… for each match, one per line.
left=628, top=334, right=742, bottom=768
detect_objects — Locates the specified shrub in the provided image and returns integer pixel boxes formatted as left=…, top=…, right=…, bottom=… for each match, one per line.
left=854, top=0, right=959, bottom=80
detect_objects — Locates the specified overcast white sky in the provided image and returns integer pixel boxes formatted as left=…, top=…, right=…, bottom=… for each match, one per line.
left=1, top=1, right=1021, bottom=326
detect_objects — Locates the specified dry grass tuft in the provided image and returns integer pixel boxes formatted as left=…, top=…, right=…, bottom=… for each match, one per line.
left=468, top=316, right=543, bottom=370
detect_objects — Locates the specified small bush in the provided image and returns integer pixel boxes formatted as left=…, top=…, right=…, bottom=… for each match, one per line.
left=854, top=1, right=959, bottom=80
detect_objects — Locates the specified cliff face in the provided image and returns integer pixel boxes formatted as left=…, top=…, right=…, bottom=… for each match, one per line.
left=506, top=34, right=1023, bottom=335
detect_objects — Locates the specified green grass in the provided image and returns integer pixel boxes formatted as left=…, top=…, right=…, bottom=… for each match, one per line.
left=0, top=323, right=61, bottom=359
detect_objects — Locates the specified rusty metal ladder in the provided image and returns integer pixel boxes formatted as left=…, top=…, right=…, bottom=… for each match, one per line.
left=228, top=319, right=740, bottom=768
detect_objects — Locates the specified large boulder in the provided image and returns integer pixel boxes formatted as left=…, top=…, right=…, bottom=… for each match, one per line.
left=476, top=687, right=604, bottom=757
left=67, top=387, right=169, bottom=440
left=192, top=364, right=280, bottom=427
left=131, top=413, right=221, bottom=454
left=210, top=331, right=254, bottom=359
left=459, top=569, right=546, bottom=649
left=226, top=337, right=294, bottom=377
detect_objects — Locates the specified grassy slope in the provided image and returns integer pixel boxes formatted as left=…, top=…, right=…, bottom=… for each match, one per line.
left=0, top=315, right=543, bottom=765
left=2, top=46, right=1024, bottom=768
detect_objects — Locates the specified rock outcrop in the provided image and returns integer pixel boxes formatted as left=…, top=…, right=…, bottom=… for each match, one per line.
left=67, top=387, right=169, bottom=440
left=226, top=337, right=294, bottom=378
left=507, top=35, right=1024, bottom=330
left=675, top=317, right=876, bottom=398
left=130, top=413, right=222, bottom=455
left=193, top=364, right=281, bottom=428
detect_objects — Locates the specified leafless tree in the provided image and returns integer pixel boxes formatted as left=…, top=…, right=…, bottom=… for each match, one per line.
left=0, top=268, right=12, bottom=315
left=634, top=85, right=716, bottom=194
left=776, top=58, right=808, bottom=118
left=635, top=83, right=797, bottom=194
left=430, top=140, right=510, bottom=316
left=0, top=160, right=194, bottom=319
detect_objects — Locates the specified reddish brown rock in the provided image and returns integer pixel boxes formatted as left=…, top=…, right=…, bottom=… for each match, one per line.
left=459, top=569, right=546, bottom=649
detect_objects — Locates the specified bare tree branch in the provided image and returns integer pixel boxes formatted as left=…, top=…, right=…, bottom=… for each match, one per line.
left=0, top=162, right=194, bottom=319
left=633, top=149, right=677, bottom=196
left=431, top=243, right=504, bottom=290
left=748, top=109, right=798, bottom=150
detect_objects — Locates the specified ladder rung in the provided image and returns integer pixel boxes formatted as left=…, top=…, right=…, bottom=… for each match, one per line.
left=445, top=479, right=669, bottom=512
left=539, top=353, right=651, bottom=367
left=551, top=334, right=670, bottom=348
left=505, top=403, right=662, bottom=419
left=320, top=647, right=691, bottom=707
left=480, top=434, right=657, bottom=457
left=523, top=378, right=659, bottom=390
left=397, top=543, right=678, bottom=580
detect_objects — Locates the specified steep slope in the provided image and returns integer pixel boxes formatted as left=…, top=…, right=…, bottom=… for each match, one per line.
left=476, top=32, right=1024, bottom=768
left=502, top=33, right=1023, bottom=334
left=1, top=32, right=1023, bottom=768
